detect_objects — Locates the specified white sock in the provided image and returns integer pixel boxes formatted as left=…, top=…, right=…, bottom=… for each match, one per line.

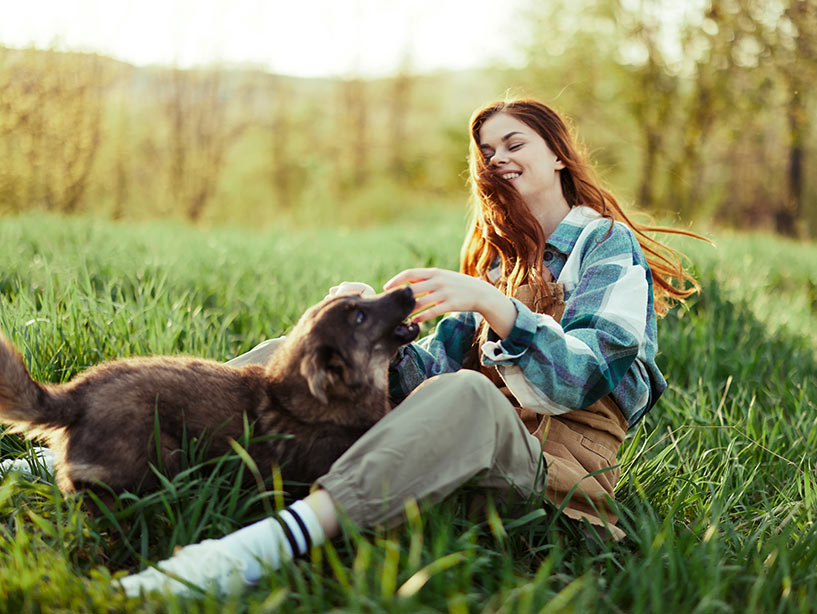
left=216, top=500, right=326, bottom=582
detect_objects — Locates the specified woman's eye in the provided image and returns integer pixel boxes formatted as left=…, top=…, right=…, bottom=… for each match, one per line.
left=509, top=143, right=522, bottom=151
left=355, top=310, right=366, bottom=324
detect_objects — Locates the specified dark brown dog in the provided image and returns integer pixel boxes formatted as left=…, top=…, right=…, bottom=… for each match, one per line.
left=0, top=288, right=418, bottom=501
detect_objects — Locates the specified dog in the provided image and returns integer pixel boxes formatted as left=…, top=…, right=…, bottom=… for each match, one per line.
left=0, top=287, right=419, bottom=503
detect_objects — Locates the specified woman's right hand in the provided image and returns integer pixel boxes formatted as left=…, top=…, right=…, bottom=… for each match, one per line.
left=325, top=281, right=376, bottom=299
left=384, top=267, right=517, bottom=338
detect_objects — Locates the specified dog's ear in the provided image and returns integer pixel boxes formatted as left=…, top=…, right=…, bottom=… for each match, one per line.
left=300, top=345, right=331, bottom=404
left=300, top=345, right=352, bottom=404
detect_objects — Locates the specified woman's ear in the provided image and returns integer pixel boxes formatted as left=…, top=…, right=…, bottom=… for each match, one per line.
left=555, top=158, right=566, bottom=170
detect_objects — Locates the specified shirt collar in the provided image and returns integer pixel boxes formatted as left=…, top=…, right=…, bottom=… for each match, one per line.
left=487, top=206, right=604, bottom=282
left=546, top=206, right=603, bottom=255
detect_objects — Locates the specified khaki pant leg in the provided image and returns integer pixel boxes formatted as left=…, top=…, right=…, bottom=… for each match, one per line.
left=225, top=337, right=286, bottom=367
left=316, top=370, right=546, bottom=528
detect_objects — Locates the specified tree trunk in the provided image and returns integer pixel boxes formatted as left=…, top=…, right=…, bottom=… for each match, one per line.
left=777, top=86, right=804, bottom=236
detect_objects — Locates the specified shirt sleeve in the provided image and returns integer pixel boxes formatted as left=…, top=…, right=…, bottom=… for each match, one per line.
left=388, top=310, right=479, bottom=404
left=481, top=223, right=649, bottom=413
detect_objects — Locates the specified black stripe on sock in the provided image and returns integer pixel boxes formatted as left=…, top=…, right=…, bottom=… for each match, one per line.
left=283, top=508, right=312, bottom=553
left=274, top=513, right=301, bottom=558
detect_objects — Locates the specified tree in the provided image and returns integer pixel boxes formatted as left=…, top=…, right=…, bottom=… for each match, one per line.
left=386, top=55, right=416, bottom=184
left=269, top=75, right=296, bottom=210
left=772, top=0, right=817, bottom=236
left=162, top=66, right=247, bottom=222
left=337, top=76, right=370, bottom=193
left=616, top=0, right=680, bottom=210
left=0, top=48, right=103, bottom=213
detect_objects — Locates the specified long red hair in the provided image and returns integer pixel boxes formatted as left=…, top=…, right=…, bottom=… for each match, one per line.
left=460, top=98, right=703, bottom=316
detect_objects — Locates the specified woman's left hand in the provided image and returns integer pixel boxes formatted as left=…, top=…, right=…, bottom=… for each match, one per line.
left=384, top=268, right=517, bottom=337
left=325, top=281, right=376, bottom=300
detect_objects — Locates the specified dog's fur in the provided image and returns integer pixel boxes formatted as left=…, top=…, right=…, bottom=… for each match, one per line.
left=0, top=288, right=418, bottom=501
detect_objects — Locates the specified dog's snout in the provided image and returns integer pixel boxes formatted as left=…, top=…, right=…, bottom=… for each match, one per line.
left=392, top=286, right=416, bottom=309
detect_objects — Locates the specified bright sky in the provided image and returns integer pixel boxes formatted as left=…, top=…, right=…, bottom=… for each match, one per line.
left=0, top=0, right=527, bottom=77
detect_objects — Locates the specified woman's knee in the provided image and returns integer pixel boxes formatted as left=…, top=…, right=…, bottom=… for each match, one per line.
left=427, top=370, right=497, bottom=394
left=456, top=370, right=511, bottom=404
left=419, top=370, right=513, bottom=419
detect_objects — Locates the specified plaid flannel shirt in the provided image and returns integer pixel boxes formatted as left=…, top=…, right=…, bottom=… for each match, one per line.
left=388, top=206, right=666, bottom=427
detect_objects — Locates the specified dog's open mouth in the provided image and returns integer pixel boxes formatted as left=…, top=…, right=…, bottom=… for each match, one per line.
left=393, top=321, right=420, bottom=344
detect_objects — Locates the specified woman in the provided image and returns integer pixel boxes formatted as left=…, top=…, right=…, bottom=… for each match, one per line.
left=120, top=98, right=700, bottom=597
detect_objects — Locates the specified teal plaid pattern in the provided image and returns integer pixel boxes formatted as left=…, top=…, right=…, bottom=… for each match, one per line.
left=389, top=207, right=666, bottom=428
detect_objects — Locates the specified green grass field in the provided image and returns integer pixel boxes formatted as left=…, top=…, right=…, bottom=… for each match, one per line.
left=1, top=212, right=815, bottom=613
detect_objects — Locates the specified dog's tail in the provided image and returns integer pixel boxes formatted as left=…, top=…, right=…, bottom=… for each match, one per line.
left=0, top=334, right=68, bottom=436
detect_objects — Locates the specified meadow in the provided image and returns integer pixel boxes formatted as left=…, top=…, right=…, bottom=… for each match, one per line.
left=0, top=212, right=815, bottom=613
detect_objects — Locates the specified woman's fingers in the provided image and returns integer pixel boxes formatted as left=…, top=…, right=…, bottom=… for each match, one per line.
left=408, top=284, right=460, bottom=323
left=387, top=268, right=487, bottom=315
left=400, top=279, right=440, bottom=298
left=387, top=268, right=500, bottom=323
left=385, top=267, right=513, bottom=334
left=383, top=268, right=436, bottom=290
left=410, top=302, right=451, bottom=324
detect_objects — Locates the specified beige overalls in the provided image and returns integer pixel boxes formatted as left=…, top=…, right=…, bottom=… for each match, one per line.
left=230, top=280, right=629, bottom=541
left=474, top=281, right=628, bottom=540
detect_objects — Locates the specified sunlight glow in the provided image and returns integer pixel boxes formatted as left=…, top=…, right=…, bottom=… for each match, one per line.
left=0, top=0, right=526, bottom=77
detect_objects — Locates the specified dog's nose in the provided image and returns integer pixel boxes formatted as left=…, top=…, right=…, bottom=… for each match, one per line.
left=395, top=286, right=416, bottom=307
left=382, top=286, right=416, bottom=310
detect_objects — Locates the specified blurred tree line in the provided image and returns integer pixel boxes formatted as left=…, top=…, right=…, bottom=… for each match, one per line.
left=0, top=0, right=814, bottom=236
left=0, top=47, right=468, bottom=227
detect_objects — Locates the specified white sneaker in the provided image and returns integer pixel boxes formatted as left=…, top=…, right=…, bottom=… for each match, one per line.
left=118, top=539, right=250, bottom=598
left=0, top=446, right=55, bottom=478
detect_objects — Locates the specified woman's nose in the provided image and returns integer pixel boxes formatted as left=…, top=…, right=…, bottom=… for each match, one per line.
left=491, top=152, right=508, bottom=167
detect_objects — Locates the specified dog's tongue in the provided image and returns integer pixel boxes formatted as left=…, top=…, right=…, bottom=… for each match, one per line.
left=393, top=322, right=420, bottom=344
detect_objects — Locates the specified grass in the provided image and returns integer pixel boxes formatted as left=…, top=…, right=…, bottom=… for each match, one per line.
left=1, top=212, right=816, bottom=613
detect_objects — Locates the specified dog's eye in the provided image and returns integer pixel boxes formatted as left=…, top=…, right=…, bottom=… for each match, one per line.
left=354, top=310, right=366, bottom=325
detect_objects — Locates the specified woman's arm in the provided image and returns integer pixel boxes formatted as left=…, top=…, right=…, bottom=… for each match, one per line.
left=480, top=222, right=662, bottom=421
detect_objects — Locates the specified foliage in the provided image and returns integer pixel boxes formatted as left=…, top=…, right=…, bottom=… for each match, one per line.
left=1, top=213, right=815, bottom=612
left=2, top=0, right=815, bottom=236
left=511, top=0, right=817, bottom=237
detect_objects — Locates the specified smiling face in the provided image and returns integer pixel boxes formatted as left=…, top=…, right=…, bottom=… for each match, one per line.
left=477, top=112, right=566, bottom=210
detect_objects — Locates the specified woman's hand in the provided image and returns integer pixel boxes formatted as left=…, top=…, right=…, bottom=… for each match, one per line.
left=325, top=281, right=376, bottom=300
left=383, top=268, right=518, bottom=338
